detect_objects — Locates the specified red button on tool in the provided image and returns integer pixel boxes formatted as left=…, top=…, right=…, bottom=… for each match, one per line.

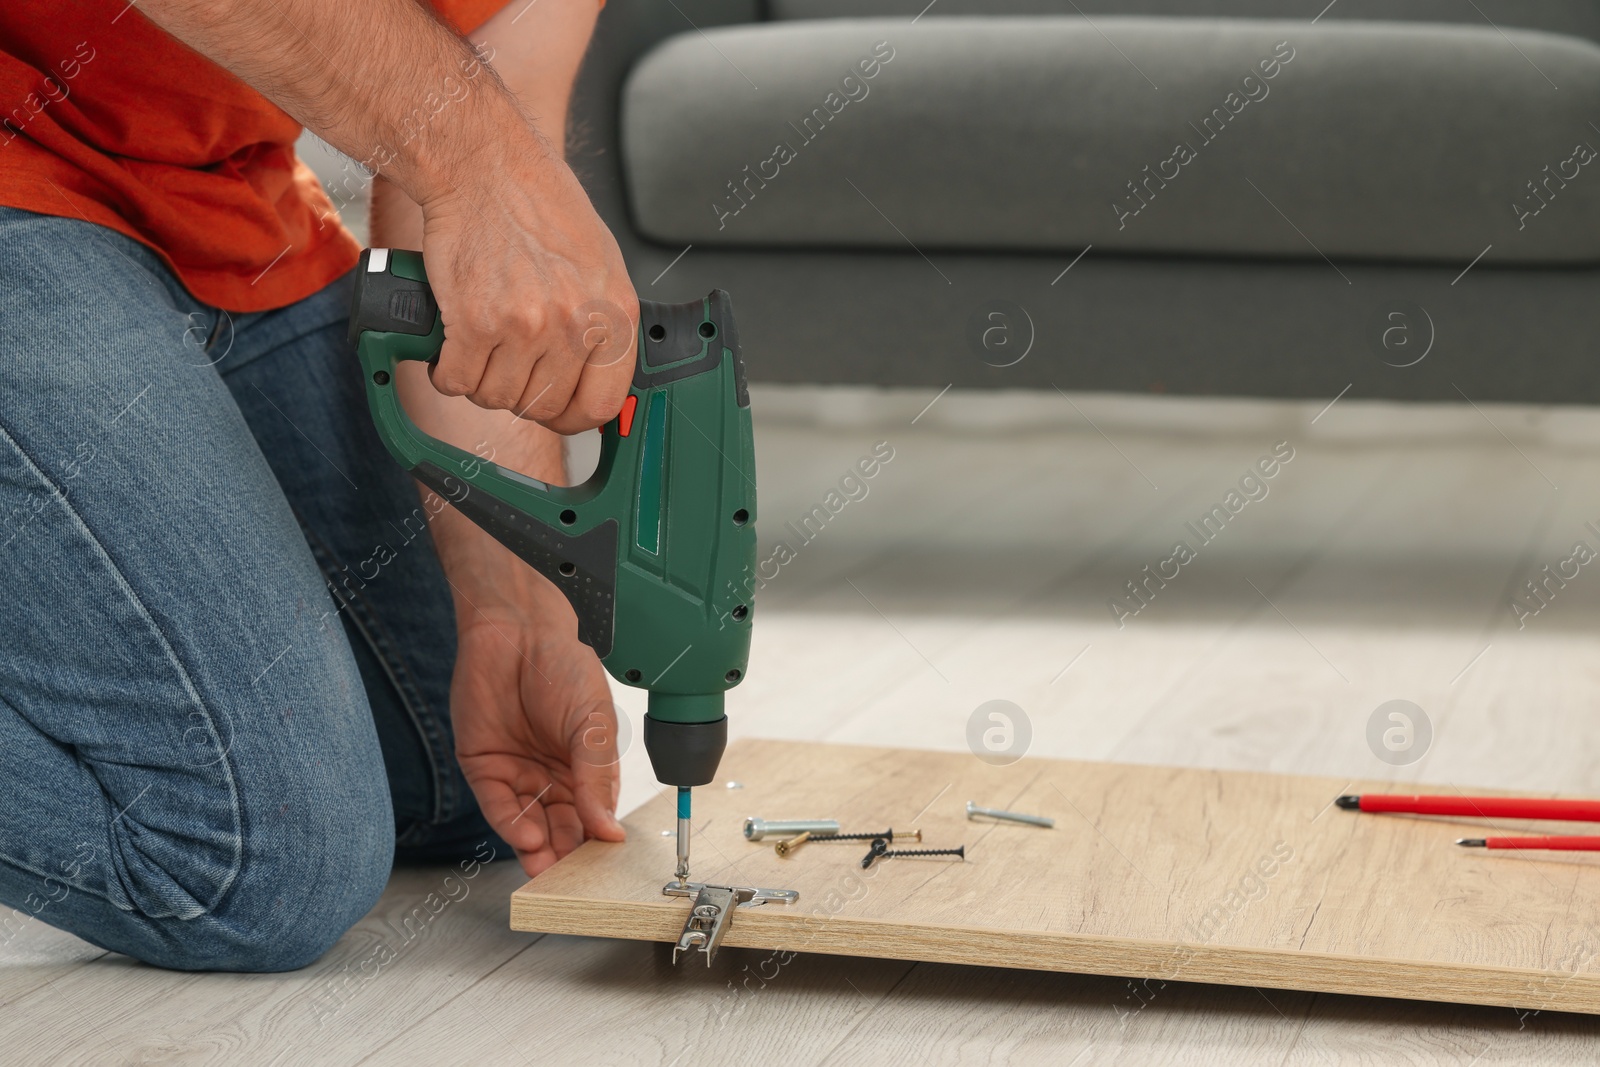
left=617, top=394, right=639, bottom=437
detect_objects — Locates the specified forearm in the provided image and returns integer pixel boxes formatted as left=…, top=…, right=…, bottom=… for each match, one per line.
left=139, top=0, right=532, bottom=207
left=371, top=0, right=601, bottom=570
left=370, top=0, right=598, bottom=247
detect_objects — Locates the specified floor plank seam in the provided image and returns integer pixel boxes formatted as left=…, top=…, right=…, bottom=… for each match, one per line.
left=349, top=934, right=548, bottom=1067
left=813, top=960, right=923, bottom=1067
left=1271, top=989, right=1317, bottom=1067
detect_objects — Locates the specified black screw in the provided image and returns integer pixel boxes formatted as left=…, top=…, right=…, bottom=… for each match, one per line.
left=860, top=837, right=965, bottom=869
left=809, top=828, right=918, bottom=844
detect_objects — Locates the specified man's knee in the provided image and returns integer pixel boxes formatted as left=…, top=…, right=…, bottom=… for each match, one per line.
left=138, top=804, right=394, bottom=973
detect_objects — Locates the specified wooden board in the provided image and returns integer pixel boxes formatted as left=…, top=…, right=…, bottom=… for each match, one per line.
left=512, top=739, right=1600, bottom=1014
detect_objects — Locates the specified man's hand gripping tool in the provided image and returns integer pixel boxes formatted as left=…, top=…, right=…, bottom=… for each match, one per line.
left=348, top=249, right=794, bottom=963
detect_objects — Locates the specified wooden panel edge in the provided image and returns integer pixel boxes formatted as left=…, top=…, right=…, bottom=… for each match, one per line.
left=508, top=892, right=1600, bottom=1015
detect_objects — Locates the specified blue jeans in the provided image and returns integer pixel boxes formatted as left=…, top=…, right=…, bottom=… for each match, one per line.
left=0, top=207, right=502, bottom=972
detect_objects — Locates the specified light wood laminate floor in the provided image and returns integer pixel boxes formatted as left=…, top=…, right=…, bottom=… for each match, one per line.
left=8, top=384, right=1600, bottom=1065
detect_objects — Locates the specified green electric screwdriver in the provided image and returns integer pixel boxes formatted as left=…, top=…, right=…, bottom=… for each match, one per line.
left=348, top=248, right=756, bottom=886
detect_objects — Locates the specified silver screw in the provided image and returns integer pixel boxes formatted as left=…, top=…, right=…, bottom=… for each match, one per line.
left=966, top=801, right=1054, bottom=829
left=743, top=817, right=840, bottom=841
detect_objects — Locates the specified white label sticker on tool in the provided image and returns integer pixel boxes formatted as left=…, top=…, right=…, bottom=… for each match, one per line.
left=368, top=248, right=390, bottom=273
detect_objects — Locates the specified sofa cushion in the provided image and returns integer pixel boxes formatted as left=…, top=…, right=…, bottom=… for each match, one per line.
left=620, top=18, right=1600, bottom=264
left=772, top=1, right=1600, bottom=48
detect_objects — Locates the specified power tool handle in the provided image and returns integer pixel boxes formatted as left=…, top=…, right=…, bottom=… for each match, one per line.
left=346, top=248, right=755, bottom=690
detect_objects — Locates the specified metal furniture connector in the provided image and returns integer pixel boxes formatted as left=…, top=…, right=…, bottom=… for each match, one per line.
left=662, top=880, right=799, bottom=965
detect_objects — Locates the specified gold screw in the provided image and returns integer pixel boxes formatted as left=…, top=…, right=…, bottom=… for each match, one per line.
left=904, top=828, right=923, bottom=843
left=774, top=831, right=811, bottom=858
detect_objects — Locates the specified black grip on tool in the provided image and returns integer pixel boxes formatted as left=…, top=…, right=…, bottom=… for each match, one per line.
left=643, top=715, right=728, bottom=787
left=635, top=289, right=749, bottom=408
left=411, top=461, right=620, bottom=657
left=348, top=256, right=439, bottom=344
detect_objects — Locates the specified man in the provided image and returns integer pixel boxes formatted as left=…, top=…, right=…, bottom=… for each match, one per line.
left=0, top=0, right=634, bottom=971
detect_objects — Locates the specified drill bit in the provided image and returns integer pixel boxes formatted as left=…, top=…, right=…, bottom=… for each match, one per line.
left=675, top=787, right=692, bottom=884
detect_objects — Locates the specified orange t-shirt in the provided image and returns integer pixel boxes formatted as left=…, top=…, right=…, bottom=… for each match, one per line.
left=0, top=0, right=507, bottom=312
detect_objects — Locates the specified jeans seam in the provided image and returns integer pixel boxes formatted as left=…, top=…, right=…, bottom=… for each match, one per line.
left=0, top=417, right=245, bottom=911
left=295, top=514, right=456, bottom=832
left=347, top=594, right=457, bottom=828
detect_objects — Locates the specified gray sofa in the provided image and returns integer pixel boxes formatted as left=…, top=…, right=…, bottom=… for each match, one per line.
left=568, top=1, right=1600, bottom=403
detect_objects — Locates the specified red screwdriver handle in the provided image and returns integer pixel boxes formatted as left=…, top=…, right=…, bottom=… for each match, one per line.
left=1483, top=836, right=1600, bottom=850
left=1359, top=795, right=1600, bottom=822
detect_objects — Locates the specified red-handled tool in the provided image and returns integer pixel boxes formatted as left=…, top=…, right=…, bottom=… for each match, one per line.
left=1457, top=836, right=1600, bottom=851
left=1337, top=794, right=1600, bottom=822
